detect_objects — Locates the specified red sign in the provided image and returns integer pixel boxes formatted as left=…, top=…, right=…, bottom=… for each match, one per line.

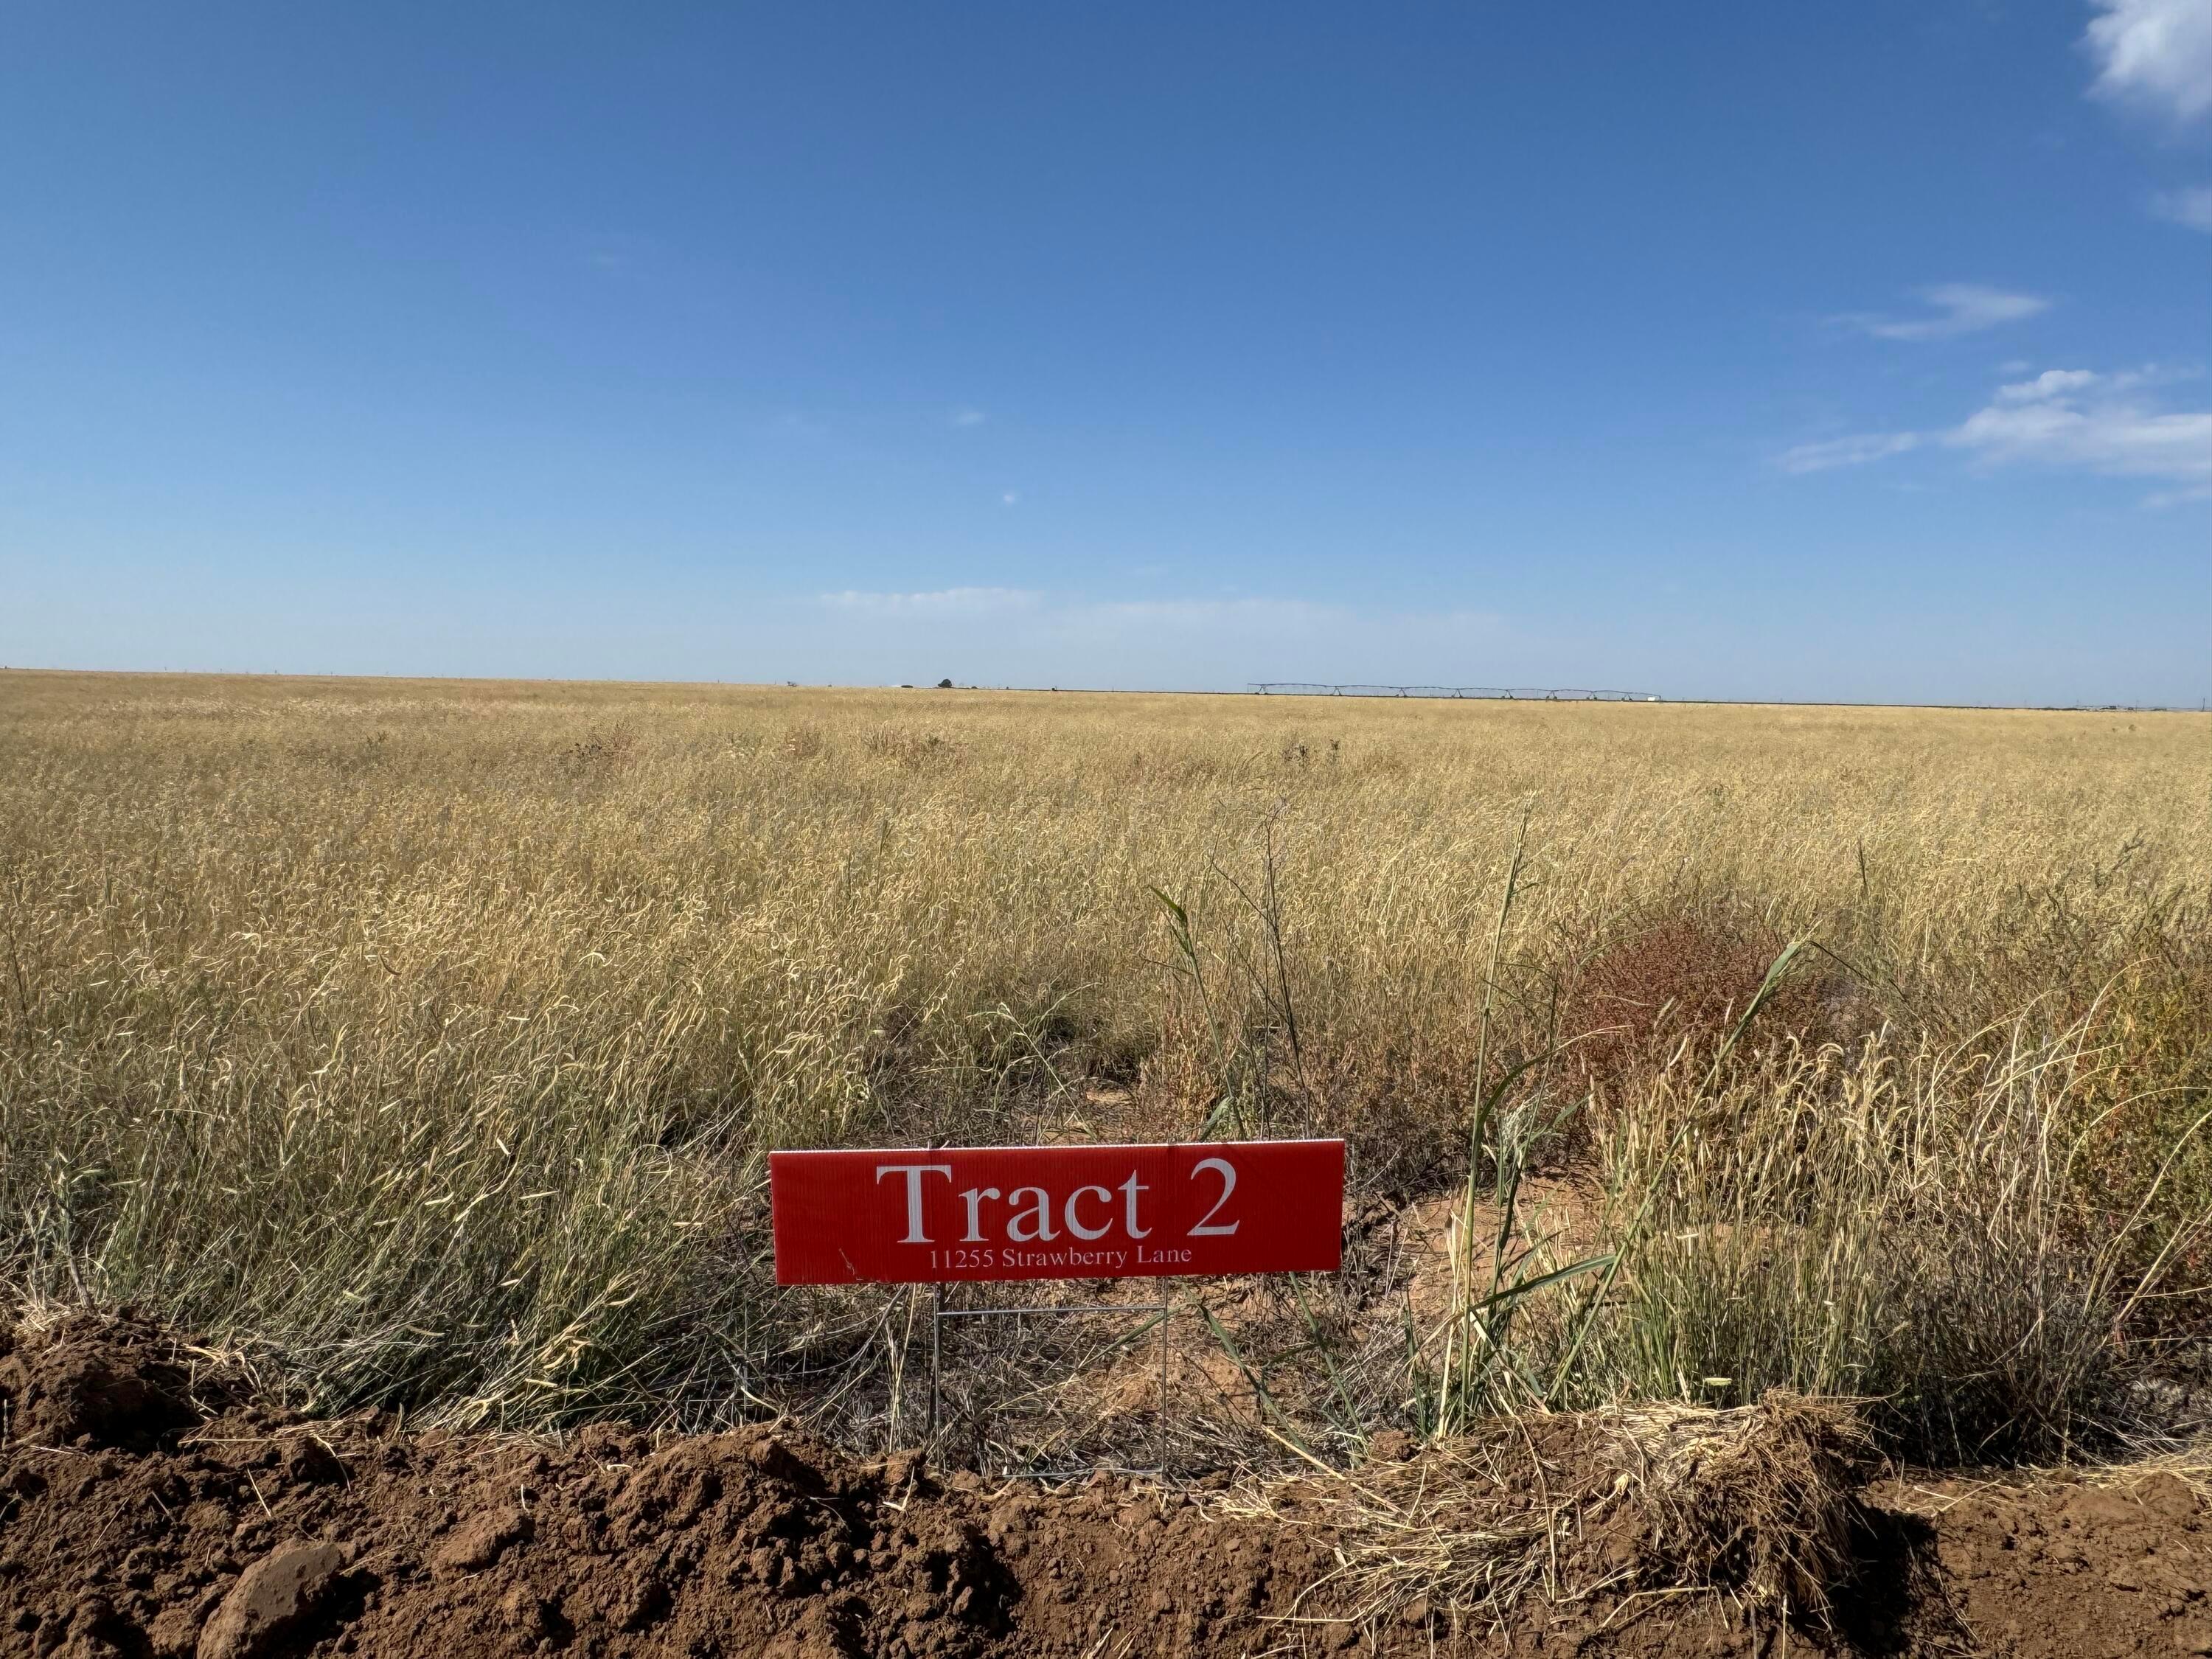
left=770, top=1139, right=1344, bottom=1284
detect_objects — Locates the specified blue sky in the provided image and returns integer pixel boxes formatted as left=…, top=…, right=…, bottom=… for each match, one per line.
left=3, top=2, right=2207, bottom=705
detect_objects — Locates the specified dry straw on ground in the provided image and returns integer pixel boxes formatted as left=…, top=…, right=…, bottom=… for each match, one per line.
left=1, top=672, right=2206, bottom=1469
left=1225, top=1392, right=1870, bottom=1639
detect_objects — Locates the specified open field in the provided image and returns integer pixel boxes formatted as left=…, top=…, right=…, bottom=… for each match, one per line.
left=4, top=670, right=2211, bottom=1652
left=3, top=671, right=2209, bottom=1456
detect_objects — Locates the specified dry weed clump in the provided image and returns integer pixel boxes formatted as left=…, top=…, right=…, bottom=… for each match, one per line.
left=1228, top=1393, right=1870, bottom=1638
left=1558, top=904, right=1869, bottom=1105
left=0, top=671, right=2205, bottom=1467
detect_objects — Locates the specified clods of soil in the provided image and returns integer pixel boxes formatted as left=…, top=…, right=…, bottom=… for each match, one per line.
left=2, top=1310, right=2208, bottom=1658
left=1877, top=1469, right=2212, bottom=1659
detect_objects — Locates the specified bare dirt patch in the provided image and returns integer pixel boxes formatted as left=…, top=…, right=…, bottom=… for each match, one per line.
left=1874, top=1464, right=2212, bottom=1658
left=3, top=1312, right=2208, bottom=1658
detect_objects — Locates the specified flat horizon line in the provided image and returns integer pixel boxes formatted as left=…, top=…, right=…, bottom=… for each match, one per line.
left=0, top=664, right=2202, bottom=715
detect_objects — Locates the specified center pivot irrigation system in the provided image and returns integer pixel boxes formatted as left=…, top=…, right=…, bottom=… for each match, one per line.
left=1251, top=683, right=1661, bottom=701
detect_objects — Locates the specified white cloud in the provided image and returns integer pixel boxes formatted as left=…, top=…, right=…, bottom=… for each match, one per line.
left=821, top=586, right=1042, bottom=614
left=812, top=588, right=1508, bottom=683
left=821, top=589, right=1354, bottom=635
left=1834, top=284, right=2051, bottom=342
left=1778, top=366, right=2212, bottom=500
left=1001, top=491, right=1019, bottom=506
left=2153, top=183, right=2212, bottom=229
left=950, top=408, right=987, bottom=428
left=1994, top=368, right=2110, bottom=402
left=1947, top=366, right=2212, bottom=493
left=1777, top=432, right=1921, bottom=473
left=1069, top=597, right=1349, bottom=635
left=2087, top=0, right=2212, bottom=122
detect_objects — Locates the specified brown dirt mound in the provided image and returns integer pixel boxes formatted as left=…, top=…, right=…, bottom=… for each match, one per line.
left=3, top=1313, right=2208, bottom=1658
left=0, top=1309, right=243, bottom=1454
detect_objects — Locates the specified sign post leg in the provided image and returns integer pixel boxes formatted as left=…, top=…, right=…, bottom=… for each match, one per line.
left=1158, top=1290, right=1171, bottom=1469
left=928, top=1284, right=942, bottom=1447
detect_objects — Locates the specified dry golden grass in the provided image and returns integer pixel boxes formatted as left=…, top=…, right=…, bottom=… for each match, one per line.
left=1, top=670, right=2206, bottom=1460
left=1223, top=1392, right=1870, bottom=1635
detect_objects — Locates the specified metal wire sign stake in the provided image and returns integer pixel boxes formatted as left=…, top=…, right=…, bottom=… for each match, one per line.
left=768, top=1140, right=1346, bottom=1475
left=927, top=1284, right=1172, bottom=1478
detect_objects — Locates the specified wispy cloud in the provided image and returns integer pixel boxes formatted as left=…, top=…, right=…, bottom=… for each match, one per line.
left=1833, top=284, right=2051, bottom=342
left=2152, top=183, right=2212, bottom=229
left=1948, top=366, right=2212, bottom=496
left=815, top=589, right=1349, bottom=633
left=821, top=586, right=1041, bottom=614
left=950, top=408, right=987, bottom=428
left=582, top=235, right=649, bottom=274
left=1777, top=432, right=1921, bottom=474
left=1070, top=597, right=1349, bottom=634
left=1992, top=368, right=2128, bottom=402
left=1777, top=366, right=2212, bottom=501
left=2087, top=0, right=2212, bottom=123
left=814, top=589, right=1506, bottom=671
